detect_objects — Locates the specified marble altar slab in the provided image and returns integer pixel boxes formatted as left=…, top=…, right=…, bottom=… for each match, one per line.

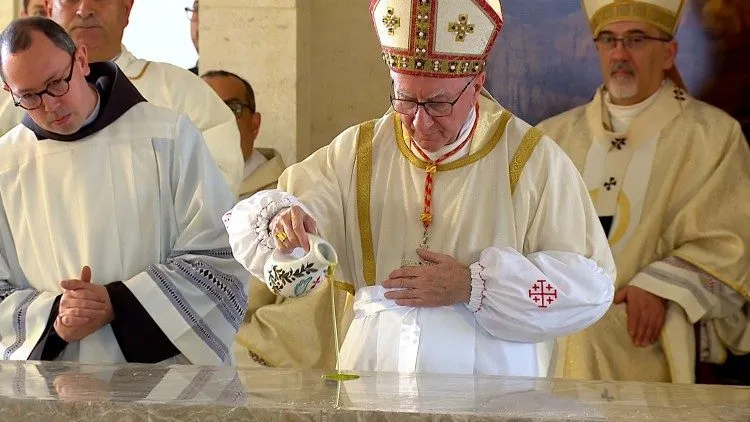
left=0, top=361, right=747, bottom=421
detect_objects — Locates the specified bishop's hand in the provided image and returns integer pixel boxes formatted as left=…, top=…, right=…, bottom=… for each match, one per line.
left=382, top=249, right=471, bottom=307
left=270, top=205, right=318, bottom=254
left=613, top=285, right=667, bottom=348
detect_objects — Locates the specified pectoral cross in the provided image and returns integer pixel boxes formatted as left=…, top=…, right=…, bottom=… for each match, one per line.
left=604, top=177, right=617, bottom=191
left=673, top=88, right=686, bottom=102
left=609, top=137, right=626, bottom=151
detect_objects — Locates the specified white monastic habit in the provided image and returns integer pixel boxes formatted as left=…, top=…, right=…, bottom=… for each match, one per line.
left=0, top=45, right=243, bottom=193
left=0, top=62, right=250, bottom=365
left=224, top=0, right=616, bottom=376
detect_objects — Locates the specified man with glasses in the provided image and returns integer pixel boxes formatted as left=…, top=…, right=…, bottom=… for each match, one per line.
left=0, top=0, right=243, bottom=194
left=223, top=0, right=616, bottom=375
left=538, top=0, right=750, bottom=383
left=207, top=66, right=347, bottom=369
left=201, top=71, right=294, bottom=369
left=201, top=70, right=284, bottom=199
left=0, top=17, right=249, bottom=365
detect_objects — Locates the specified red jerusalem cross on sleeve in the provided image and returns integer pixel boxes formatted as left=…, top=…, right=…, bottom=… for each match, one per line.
left=528, top=279, right=558, bottom=309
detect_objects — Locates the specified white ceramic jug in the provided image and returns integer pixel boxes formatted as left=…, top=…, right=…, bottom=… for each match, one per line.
left=263, top=234, right=339, bottom=297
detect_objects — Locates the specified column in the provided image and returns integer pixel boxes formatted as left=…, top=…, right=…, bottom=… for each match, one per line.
left=201, top=0, right=391, bottom=165
left=0, top=1, right=20, bottom=30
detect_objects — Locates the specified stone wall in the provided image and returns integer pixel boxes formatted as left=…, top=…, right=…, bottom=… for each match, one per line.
left=200, top=0, right=391, bottom=165
left=0, top=1, right=19, bottom=30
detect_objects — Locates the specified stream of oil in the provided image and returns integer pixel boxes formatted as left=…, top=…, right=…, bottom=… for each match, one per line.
left=322, top=264, right=360, bottom=382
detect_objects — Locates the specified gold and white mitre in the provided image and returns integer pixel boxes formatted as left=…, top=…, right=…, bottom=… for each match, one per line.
left=582, top=0, right=685, bottom=37
left=581, top=0, right=687, bottom=88
left=370, top=0, right=503, bottom=78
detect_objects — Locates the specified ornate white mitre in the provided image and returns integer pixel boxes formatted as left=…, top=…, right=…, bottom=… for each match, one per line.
left=370, top=0, right=503, bottom=78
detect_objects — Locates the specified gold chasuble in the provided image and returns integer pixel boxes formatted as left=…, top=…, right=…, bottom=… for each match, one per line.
left=539, top=80, right=750, bottom=383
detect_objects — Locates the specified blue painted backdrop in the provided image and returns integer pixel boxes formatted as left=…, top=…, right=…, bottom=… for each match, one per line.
left=485, top=0, right=713, bottom=125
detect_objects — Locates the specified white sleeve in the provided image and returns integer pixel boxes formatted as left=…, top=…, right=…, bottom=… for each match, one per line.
left=119, top=114, right=251, bottom=365
left=223, top=124, right=360, bottom=284
left=163, top=67, right=243, bottom=194
left=222, top=190, right=306, bottom=279
left=465, top=134, right=616, bottom=343
left=0, top=190, right=58, bottom=360
left=0, top=91, right=25, bottom=136
left=465, top=247, right=613, bottom=342
left=629, top=257, right=746, bottom=322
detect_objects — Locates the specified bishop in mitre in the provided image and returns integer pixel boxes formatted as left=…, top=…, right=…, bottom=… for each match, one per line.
left=224, top=0, right=616, bottom=376
left=538, top=0, right=750, bottom=383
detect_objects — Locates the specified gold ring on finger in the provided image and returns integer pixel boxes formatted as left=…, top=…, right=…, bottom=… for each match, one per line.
left=275, top=231, right=288, bottom=242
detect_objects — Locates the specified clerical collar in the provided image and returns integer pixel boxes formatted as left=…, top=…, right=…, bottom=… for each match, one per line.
left=82, top=88, right=101, bottom=126
left=604, top=81, right=663, bottom=133
left=22, top=61, right=146, bottom=142
left=411, top=106, right=477, bottom=163
left=243, top=149, right=268, bottom=179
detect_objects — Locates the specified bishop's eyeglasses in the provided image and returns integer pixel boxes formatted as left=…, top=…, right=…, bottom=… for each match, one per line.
left=9, top=52, right=76, bottom=111
left=594, top=32, right=671, bottom=51
left=390, top=76, right=476, bottom=118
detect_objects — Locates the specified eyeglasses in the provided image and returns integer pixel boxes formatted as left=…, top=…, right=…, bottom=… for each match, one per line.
left=390, top=76, right=476, bottom=117
left=184, top=6, right=198, bottom=20
left=10, top=52, right=76, bottom=111
left=594, top=33, right=671, bottom=51
left=225, top=101, right=254, bottom=118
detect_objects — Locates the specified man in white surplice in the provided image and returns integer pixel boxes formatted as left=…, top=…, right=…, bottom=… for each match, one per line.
left=0, top=0, right=243, bottom=193
left=0, top=17, right=249, bottom=365
left=223, top=0, right=616, bottom=376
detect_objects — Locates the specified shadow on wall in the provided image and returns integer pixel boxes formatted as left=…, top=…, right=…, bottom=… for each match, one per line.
left=485, top=0, right=714, bottom=125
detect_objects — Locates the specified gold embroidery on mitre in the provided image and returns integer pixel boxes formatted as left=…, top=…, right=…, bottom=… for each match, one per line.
left=374, top=0, right=503, bottom=77
left=382, top=7, right=401, bottom=36
left=448, top=14, right=475, bottom=42
left=382, top=52, right=485, bottom=75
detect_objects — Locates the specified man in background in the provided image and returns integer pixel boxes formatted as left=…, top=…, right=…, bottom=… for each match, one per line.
left=538, top=0, right=750, bottom=383
left=0, top=0, right=243, bottom=192
left=202, top=69, right=291, bottom=368
left=202, top=70, right=284, bottom=199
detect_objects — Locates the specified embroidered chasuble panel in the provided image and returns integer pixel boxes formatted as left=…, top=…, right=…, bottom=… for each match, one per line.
left=580, top=82, right=685, bottom=252
left=351, top=94, right=541, bottom=289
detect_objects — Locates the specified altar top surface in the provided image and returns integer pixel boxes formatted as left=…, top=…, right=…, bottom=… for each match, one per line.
left=0, top=361, right=747, bottom=421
